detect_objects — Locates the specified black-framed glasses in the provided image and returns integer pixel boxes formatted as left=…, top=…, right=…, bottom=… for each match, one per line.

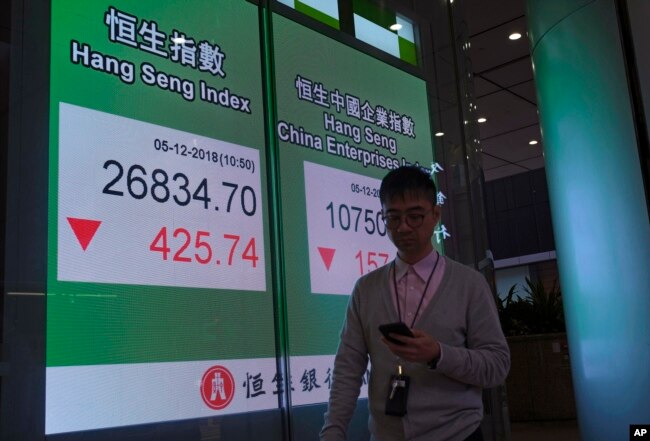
left=381, top=209, right=432, bottom=229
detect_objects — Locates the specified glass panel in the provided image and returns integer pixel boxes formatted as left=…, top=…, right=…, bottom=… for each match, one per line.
left=1, top=1, right=503, bottom=440
left=276, top=0, right=418, bottom=65
left=1, top=0, right=285, bottom=439
left=352, top=0, right=417, bottom=65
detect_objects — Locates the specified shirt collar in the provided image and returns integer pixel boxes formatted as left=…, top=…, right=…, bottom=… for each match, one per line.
left=394, top=250, right=439, bottom=282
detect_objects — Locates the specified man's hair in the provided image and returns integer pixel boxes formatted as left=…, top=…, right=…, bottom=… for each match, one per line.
left=379, top=166, right=437, bottom=205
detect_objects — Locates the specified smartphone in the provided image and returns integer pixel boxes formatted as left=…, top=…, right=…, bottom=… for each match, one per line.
left=378, top=322, right=414, bottom=345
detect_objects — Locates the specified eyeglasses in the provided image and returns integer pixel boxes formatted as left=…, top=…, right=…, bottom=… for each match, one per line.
left=382, top=209, right=432, bottom=229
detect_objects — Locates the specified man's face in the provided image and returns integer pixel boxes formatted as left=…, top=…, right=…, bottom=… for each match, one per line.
left=382, top=191, right=441, bottom=263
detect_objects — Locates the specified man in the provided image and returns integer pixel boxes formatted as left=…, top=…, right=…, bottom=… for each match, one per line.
left=320, top=166, right=510, bottom=441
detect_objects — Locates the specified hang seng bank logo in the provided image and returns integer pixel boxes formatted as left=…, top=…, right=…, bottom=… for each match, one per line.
left=201, top=365, right=235, bottom=410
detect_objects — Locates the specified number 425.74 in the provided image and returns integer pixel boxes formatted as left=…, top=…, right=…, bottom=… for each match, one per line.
left=149, top=226, right=259, bottom=268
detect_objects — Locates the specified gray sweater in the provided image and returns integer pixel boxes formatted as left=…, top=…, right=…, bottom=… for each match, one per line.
left=320, top=256, right=510, bottom=441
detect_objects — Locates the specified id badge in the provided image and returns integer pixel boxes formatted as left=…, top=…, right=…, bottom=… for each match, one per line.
left=385, top=374, right=410, bottom=416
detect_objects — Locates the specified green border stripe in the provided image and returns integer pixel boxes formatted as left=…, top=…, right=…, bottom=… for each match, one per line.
left=399, top=37, right=417, bottom=65
left=295, top=0, right=340, bottom=29
left=352, top=0, right=396, bottom=30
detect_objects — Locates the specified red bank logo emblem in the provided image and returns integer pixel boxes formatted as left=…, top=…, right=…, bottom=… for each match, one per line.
left=201, top=365, right=235, bottom=410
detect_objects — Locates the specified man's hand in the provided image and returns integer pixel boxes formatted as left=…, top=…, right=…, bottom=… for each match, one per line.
left=381, top=329, right=440, bottom=364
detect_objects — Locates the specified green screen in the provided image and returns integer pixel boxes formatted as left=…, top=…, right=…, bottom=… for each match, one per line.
left=272, top=13, right=436, bottom=406
left=47, top=0, right=278, bottom=434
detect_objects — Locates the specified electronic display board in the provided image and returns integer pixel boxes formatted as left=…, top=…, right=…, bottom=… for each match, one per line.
left=272, top=13, right=437, bottom=406
left=47, top=0, right=279, bottom=434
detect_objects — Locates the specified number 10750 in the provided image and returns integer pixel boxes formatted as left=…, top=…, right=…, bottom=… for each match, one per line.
left=325, top=202, right=387, bottom=236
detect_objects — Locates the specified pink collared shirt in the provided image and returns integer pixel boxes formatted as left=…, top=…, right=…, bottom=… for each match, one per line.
left=390, top=249, right=446, bottom=328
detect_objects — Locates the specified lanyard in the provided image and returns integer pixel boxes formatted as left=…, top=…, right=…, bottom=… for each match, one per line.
left=391, top=252, right=440, bottom=328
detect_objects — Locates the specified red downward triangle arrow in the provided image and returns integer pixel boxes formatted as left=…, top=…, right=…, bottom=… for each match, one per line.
left=317, top=247, right=336, bottom=271
left=67, top=217, right=102, bottom=251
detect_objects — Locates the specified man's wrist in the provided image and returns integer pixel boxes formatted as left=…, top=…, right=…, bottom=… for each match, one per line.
left=427, top=342, right=442, bottom=370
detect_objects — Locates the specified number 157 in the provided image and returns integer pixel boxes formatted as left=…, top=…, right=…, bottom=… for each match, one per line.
left=354, top=250, right=390, bottom=275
